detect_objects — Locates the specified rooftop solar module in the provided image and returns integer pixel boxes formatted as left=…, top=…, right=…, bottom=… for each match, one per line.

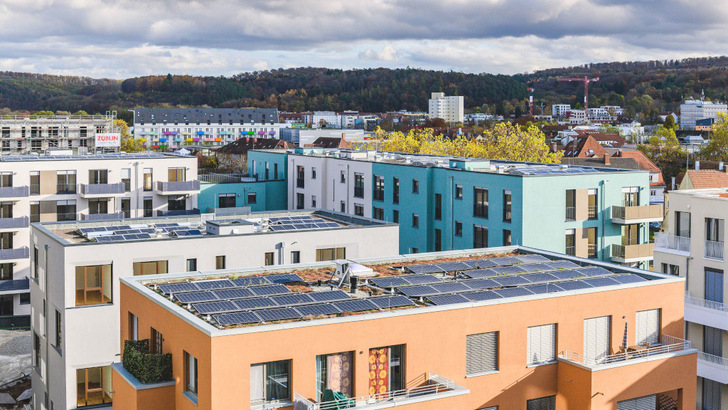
left=436, top=261, right=472, bottom=272
left=159, top=282, right=198, bottom=294
left=548, top=270, right=585, bottom=280
left=462, top=279, right=500, bottom=290
left=271, top=293, right=314, bottom=306
left=520, top=273, right=560, bottom=283
left=515, top=255, right=551, bottom=263
left=518, top=263, right=553, bottom=273
left=494, top=287, right=534, bottom=298
left=489, top=265, right=526, bottom=275
left=249, top=284, right=291, bottom=296
left=193, top=301, right=237, bottom=314
left=577, top=267, right=613, bottom=276
left=233, top=297, right=277, bottom=310
left=195, top=279, right=236, bottom=290
left=546, top=260, right=581, bottom=269
left=430, top=282, right=471, bottom=293
left=257, top=308, right=302, bottom=322
left=369, top=295, right=415, bottom=309
left=213, top=288, right=254, bottom=300
left=214, top=312, right=260, bottom=326
left=488, top=256, right=520, bottom=266
left=556, top=280, right=593, bottom=291
left=463, top=290, right=502, bottom=301
left=404, top=274, right=443, bottom=285
left=462, top=259, right=499, bottom=269
left=265, top=273, right=303, bottom=284
left=176, top=291, right=219, bottom=304
left=493, top=276, right=532, bottom=286
left=369, top=277, right=409, bottom=288
left=334, top=299, right=379, bottom=312
left=404, top=264, right=445, bottom=274
left=461, top=269, right=493, bottom=279
left=296, top=304, right=341, bottom=317
left=232, top=277, right=271, bottom=287
left=308, top=290, right=351, bottom=302
left=427, top=294, right=470, bottom=306
left=581, top=277, right=621, bottom=287
left=523, top=284, right=564, bottom=294
left=396, top=285, right=437, bottom=297
left=612, top=274, right=647, bottom=284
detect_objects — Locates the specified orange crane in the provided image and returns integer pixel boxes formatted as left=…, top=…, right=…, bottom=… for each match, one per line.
left=557, top=76, right=599, bottom=112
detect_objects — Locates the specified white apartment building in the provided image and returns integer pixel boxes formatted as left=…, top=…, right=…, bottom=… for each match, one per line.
left=428, top=92, right=464, bottom=124
left=288, top=150, right=373, bottom=217
left=0, top=152, right=198, bottom=325
left=551, top=104, right=571, bottom=118
left=312, top=111, right=341, bottom=128
left=29, top=210, right=398, bottom=410
left=568, top=109, right=587, bottom=124
left=0, top=114, right=116, bottom=155
left=680, top=100, right=728, bottom=130
left=133, top=108, right=284, bottom=149
left=653, top=188, right=728, bottom=409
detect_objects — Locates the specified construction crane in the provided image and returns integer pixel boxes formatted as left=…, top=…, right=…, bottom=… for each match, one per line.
left=527, top=88, right=535, bottom=116
left=557, top=76, right=599, bottom=112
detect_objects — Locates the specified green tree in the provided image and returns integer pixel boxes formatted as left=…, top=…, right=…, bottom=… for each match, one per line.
left=700, top=112, right=728, bottom=160
left=115, top=120, right=144, bottom=153
left=73, top=110, right=89, bottom=116
left=638, top=125, right=686, bottom=182
left=663, top=114, right=676, bottom=130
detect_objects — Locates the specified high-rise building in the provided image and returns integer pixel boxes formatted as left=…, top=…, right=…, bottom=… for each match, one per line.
left=428, top=92, right=464, bottom=124
left=0, top=113, right=116, bottom=155
left=680, top=100, right=727, bottom=130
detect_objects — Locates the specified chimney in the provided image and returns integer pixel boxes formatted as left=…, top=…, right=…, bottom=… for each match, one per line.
left=695, top=160, right=700, bottom=170
left=603, top=154, right=610, bottom=165
left=672, top=176, right=676, bottom=190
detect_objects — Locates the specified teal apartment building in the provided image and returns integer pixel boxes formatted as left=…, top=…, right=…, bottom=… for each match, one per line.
left=247, top=148, right=661, bottom=268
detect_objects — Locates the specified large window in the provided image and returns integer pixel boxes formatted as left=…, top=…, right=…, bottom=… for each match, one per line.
left=88, top=169, right=108, bottom=185
left=168, top=167, right=185, bottom=182
left=88, top=199, right=108, bottom=215
left=435, top=229, right=442, bottom=251
left=635, top=309, right=660, bottom=346
left=0, top=202, right=12, bottom=219
left=121, top=198, right=130, bottom=219
left=218, top=193, right=236, bottom=208
left=474, top=187, right=488, bottom=218
left=143, top=197, right=153, bottom=217
left=373, top=175, right=384, bottom=201
left=296, top=166, right=305, bottom=188
left=675, top=211, right=690, bottom=238
left=412, top=213, right=419, bottom=228
left=455, top=184, right=463, bottom=199
left=565, top=189, right=575, bottom=221
left=265, top=252, right=275, bottom=266
left=296, top=193, right=304, bottom=210
left=57, top=200, right=76, bottom=221
left=216, top=255, right=226, bottom=270
left=368, top=345, right=404, bottom=394
left=466, top=332, right=498, bottom=376
left=354, top=204, right=364, bottom=217
left=132, top=260, right=168, bottom=276
left=143, top=168, right=153, bottom=191
left=184, top=351, right=198, bottom=399
left=435, top=193, right=442, bottom=220
left=503, top=191, right=512, bottom=222
left=527, top=324, right=556, bottom=365
left=565, top=229, right=575, bottom=255
left=121, top=168, right=131, bottom=191
left=474, top=225, right=488, bottom=248
left=354, top=173, right=364, bottom=198
left=503, top=229, right=512, bottom=246
left=316, top=351, right=354, bottom=401
left=75, top=265, right=112, bottom=306
left=587, top=189, right=597, bottom=219
left=527, top=396, right=555, bottom=410
left=0, top=295, right=12, bottom=316
left=412, top=179, right=419, bottom=194
left=30, top=172, right=39, bottom=195
left=587, top=227, right=597, bottom=258
left=393, top=177, right=399, bottom=204
left=316, top=247, right=345, bottom=261
left=373, top=207, right=384, bottom=220
left=0, top=263, right=12, bottom=281
left=251, top=360, right=291, bottom=406
left=150, top=327, right=163, bottom=354
left=56, top=170, right=76, bottom=194
left=76, top=366, right=112, bottom=408
left=128, top=312, right=138, bottom=341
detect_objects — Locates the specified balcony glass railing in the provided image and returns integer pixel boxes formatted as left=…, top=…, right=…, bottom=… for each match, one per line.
left=705, top=240, right=724, bottom=260
left=654, top=233, right=690, bottom=253
left=699, top=351, right=728, bottom=367
left=0, top=247, right=29, bottom=260
left=685, top=293, right=728, bottom=313
left=80, top=183, right=126, bottom=196
left=0, top=186, right=29, bottom=198
left=155, top=180, right=200, bottom=192
left=611, top=243, right=654, bottom=260
left=0, top=216, right=29, bottom=229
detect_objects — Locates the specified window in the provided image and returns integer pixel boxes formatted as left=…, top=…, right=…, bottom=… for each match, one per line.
left=435, top=229, right=442, bottom=251
left=264, top=252, right=274, bottom=266
left=565, top=189, right=575, bottom=221
left=354, top=204, right=364, bottom=217
left=503, top=190, right=512, bottom=222
left=340, top=201, right=346, bottom=213
left=33, top=332, right=40, bottom=368
left=587, top=227, right=597, bottom=258
left=88, top=199, right=108, bottom=215
left=0, top=263, right=12, bottom=281
left=316, top=247, right=345, bottom=261
left=184, top=351, right=198, bottom=398
left=150, top=327, right=163, bottom=354
left=705, top=268, right=723, bottom=303
left=527, top=396, right=555, bottom=410
left=587, top=189, right=597, bottom=219
left=412, top=179, right=419, bottom=194
left=435, top=193, right=442, bottom=220
left=142, top=197, right=153, bottom=217
left=635, top=309, right=660, bottom=346
left=0, top=232, right=11, bottom=251
left=30, top=172, right=39, bottom=195
left=56, top=171, right=76, bottom=194
left=251, top=360, right=291, bottom=406
left=311, top=167, right=317, bottom=179
left=132, top=260, right=168, bottom=276
left=30, top=201, right=39, bottom=223
left=128, top=312, right=138, bottom=341
left=373, top=175, right=384, bottom=201
left=218, top=193, right=236, bottom=208
left=706, top=218, right=724, bottom=259
left=187, top=258, right=197, bottom=272
left=474, top=187, right=488, bottom=218
left=661, top=263, right=679, bottom=276
left=118, top=198, right=130, bottom=219
left=676, top=211, right=690, bottom=238
left=88, top=169, right=108, bottom=185
left=527, top=324, right=556, bottom=365
left=76, top=367, right=112, bottom=408
left=0, top=202, right=11, bottom=219
left=393, top=177, right=400, bottom=204
left=0, top=295, right=12, bottom=316
left=373, top=207, right=384, bottom=220
left=33, top=246, right=38, bottom=280
left=56, top=200, right=76, bottom=221
left=121, top=168, right=131, bottom=191
left=368, top=345, right=404, bottom=393
left=296, top=193, right=305, bottom=210
left=703, top=378, right=722, bottom=410
left=466, top=331, right=498, bottom=376
left=354, top=173, right=364, bottom=198
left=168, top=167, right=185, bottom=182
left=316, top=351, right=354, bottom=401
left=412, top=213, right=419, bottom=228
left=291, top=251, right=300, bottom=264
left=311, top=195, right=317, bottom=208
left=216, top=255, right=226, bottom=270
left=340, top=170, right=346, bottom=183
left=75, top=265, right=112, bottom=306
left=455, top=184, right=463, bottom=199
left=392, top=210, right=399, bottom=223
left=622, top=186, right=639, bottom=206
left=55, top=310, right=62, bottom=349
left=455, top=221, right=463, bottom=237
left=474, top=225, right=488, bottom=248
left=565, top=229, right=575, bottom=255
left=247, top=192, right=257, bottom=205
left=503, top=230, right=511, bottom=246
left=143, top=168, right=153, bottom=191
left=19, top=293, right=29, bottom=305
left=296, top=165, right=305, bottom=188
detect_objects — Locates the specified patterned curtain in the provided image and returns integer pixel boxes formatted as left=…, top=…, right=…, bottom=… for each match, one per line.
left=326, top=352, right=353, bottom=396
left=368, top=348, right=390, bottom=396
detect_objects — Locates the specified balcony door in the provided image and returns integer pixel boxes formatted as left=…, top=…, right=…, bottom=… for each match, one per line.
left=622, top=224, right=639, bottom=245
left=88, top=170, right=108, bottom=185
left=622, top=187, right=639, bottom=206
left=704, top=326, right=722, bottom=357
left=584, top=316, right=610, bottom=364
left=705, top=268, right=724, bottom=304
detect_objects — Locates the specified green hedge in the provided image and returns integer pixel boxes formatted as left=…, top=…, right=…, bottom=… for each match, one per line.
left=122, top=339, right=173, bottom=384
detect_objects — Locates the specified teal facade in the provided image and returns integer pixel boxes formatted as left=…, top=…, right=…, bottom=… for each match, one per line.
left=247, top=150, right=288, bottom=181
left=199, top=180, right=287, bottom=212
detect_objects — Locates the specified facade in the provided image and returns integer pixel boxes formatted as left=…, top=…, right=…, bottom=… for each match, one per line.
left=311, top=111, right=340, bottom=128
left=552, top=104, right=571, bottom=118
left=250, top=148, right=660, bottom=269
left=680, top=100, right=728, bottom=130
left=29, top=210, right=398, bottom=410
left=428, top=92, right=464, bottom=124
left=198, top=174, right=287, bottom=213
left=279, top=128, right=366, bottom=147
left=114, top=247, right=695, bottom=410
left=0, top=152, right=198, bottom=325
left=653, top=188, right=728, bottom=409
left=0, top=114, right=116, bottom=155
left=214, top=138, right=290, bottom=173
left=133, top=108, right=283, bottom=149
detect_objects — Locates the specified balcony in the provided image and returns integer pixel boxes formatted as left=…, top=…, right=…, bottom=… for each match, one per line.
left=684, top=294, right=728, bottom=331
left=698, top=351, right=728, bottom=384
left=0, top=278, right=30, bottom=295
left=610, top=204, right=663, bottom=224
left=79, top=182, right=126, bottom=198
left=654, top=233, right=690, bottom=254
left=559, top=335, right=693, bottom=368
left=705, top=240, right=724, bottom=260
left=0, top=186, right=29, bottom=198
left=610, top=242, right=654, bottom=263
left=81, top=212, right=124, bottom=221
left=0, top=247, right=29, bottom=260
left=155, top=180, right=200, bottom=195
left=0, top=216, right=29, bottom=230
left=293, top=372, right=469, bottom=410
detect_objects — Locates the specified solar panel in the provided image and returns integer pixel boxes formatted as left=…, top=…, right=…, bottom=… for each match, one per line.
left=548, top=269, right=585, bottom=280
left=430, top=282, right=471, bottom=293
left=515, top=254, right=550, bottom=263
left=309, top=290, right=351, bottom=302
left=404, top=264, right=445, bottom=274
left=488, top=257, right=520, bottom=266
left=520, top=273, right=559, bottom=283
left=249, top=284, right=290, bottom=296
left=494, top=287, right=534, bottom=298
left=436, top=262, right=472, bottom=272
left=271, top=224, right=296, bottom=231
left=296, top=304, right=341, bottom=317
left=427, top=294, right=470, bottom=306
left=369, top=295, right=415, bottom=309
left=546, top=260, right=580, bottom=269
left=257, top=308, right=302, bottom=322
left=523, top=284, right=563, bottom=294
left=461, top=279, right=500, bottom=290
left=404, top=274, right=442, bottom=285
left=493, top=276, right=532, bottom=286
left=556, top=281, right=593, bottom=291
left=195, top=279, right=236, bottom=290
left=176, top=291, right=219, bottom=304
left=396, top=285, right=437, bottom=297
left=463, top=290, right=502, bottom=301
left=462, top=259, right=499, bottom=269
left=159, top=282, right=198, bottom=294
left=578, top=267, right=613, bottom=276
left=612, top=274, right=647, bottom=284
left=518, top=263, right=552, bottom=273
left=232, top=297, right=276, bottom=310
left=193, top=301, right=238, bottom=314
left=369, top=277, right=409, bottom=288
left=213, top=288, right=254, bottom=300
left=490, top=265, right=526, bottom=275
left=214, top=311, right=260, bottom=326
left=582, top=277, right=621, bottom=287
left=334, top=299, right=379, bottom=312
left=271, top=293, right=314, bottom=306
left=265, top=273, right=303, bottom=284
left=232, top=277, right=271, bottom=287
left=461, top=269, right=492, bottom=279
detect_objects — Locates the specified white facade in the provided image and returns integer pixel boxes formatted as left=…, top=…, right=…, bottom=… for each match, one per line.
left=552, top=104, right=571, bottom=117
left=312, top=111, right=341, bottom=128
left=30, top=210, right=399, bottom=410
left=0, top=114, right=116, bottom=155
left=568, top=110, right=587, bottom=124
left=0, top=153, right=198, bottom=322
left=428, top=92, right=464, bottom=124
left=653, top=189, right=728, bottom=408
left=680, top=100, right=728, bottom=130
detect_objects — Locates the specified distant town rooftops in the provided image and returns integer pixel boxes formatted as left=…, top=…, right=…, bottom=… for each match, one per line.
left=134, top=108, right=279, bottom=124
left=0, top=152, right=191, bottom=162
left=123, top=247, right=678, bottom=334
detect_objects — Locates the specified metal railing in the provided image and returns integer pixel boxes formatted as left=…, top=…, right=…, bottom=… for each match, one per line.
left=156, top=209, right=200, bottom=217
left=56, top=212, right=77, bottom=221
left=155, top=180, right=200, bottom=192
left=565, top=246, right=575, bottom=256
left=0, top=186, right=29, bottom=198
left=565, top=206, right=576, bottom=221
left=699, top=351, right=728, bottom=367
left=654, top=233, right=691, bottom=253
left=588, top=205, right=597, bottom=219
left=81, top=212, right=124, bottom=221
left=198, top=173, right=257, bottom=183
left=80, top=183, right=125, bottom=196
left=0, top=247, right=29, bottom=260
left=206, top=206, right=252, bottom=216
left=705, top=240, right=724, bottom=260
left=294, top=372, right=459, bottom=410
left=685, top=293, right=728, bottom=313
left=0, top=216, right=29, bottom=229
left=56, top=183, right=76, bottom=194
left=559, top=335, right=691, bottom=366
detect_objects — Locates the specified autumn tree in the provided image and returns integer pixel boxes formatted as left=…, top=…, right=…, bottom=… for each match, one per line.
left=699, top=112, right=728, bottom=161
left=638, top=125, right=686, bottom=182
left=115, top=119, right=144, bottom=153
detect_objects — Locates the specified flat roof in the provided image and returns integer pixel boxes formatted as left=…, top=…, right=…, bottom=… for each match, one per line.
left=0, top=152, right=193, bottom=162
left=670, top=187, right=728, bottom=200
left=123, top=247, right=681, bottom=335
left=35, top=210, right=390, bottom=246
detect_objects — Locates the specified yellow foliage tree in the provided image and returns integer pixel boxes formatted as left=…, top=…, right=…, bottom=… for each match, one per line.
left=115, top=120, right=144, bottom=153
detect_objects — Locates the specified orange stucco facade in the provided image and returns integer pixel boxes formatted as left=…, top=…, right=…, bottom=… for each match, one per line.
left=114, top=276, right=696, bottom=410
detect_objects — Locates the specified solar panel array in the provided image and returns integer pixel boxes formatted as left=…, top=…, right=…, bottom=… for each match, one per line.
left=78, top=222, right=208, bottom=243
left=268, top=215, right=341, bottom=231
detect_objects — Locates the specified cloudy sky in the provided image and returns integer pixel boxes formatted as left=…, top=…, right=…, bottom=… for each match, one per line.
left=0, top=0, right=726, bottom=79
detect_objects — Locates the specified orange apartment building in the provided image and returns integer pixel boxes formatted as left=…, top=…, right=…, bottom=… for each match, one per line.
left=112, top=247, right=697, bottom=410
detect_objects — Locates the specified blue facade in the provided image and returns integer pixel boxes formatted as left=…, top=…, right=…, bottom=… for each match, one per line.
left=199, top=180, right=287, bottom=213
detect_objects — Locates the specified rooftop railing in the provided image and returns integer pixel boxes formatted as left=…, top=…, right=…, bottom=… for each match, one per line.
left=654, top=233, right=691, bottom=253
left=559, top=335, right=691, bottom=367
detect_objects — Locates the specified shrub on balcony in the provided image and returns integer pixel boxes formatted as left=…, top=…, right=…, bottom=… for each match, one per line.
left=122, top=339, right=173, bottom=384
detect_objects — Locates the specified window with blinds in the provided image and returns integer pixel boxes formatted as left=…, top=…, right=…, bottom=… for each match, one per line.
left=527, top=324, right=556, bottom=365
left=635, top=309, right=660, bottom=345
left=466, top=331, right=498, bottom=376
left=584, top=316, right=611, bottom=364
left=703, top=378, right=722, bottom=410
left=527, top=395, right=556, bottom=410
left=616, top=394, right=656, bottom=410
